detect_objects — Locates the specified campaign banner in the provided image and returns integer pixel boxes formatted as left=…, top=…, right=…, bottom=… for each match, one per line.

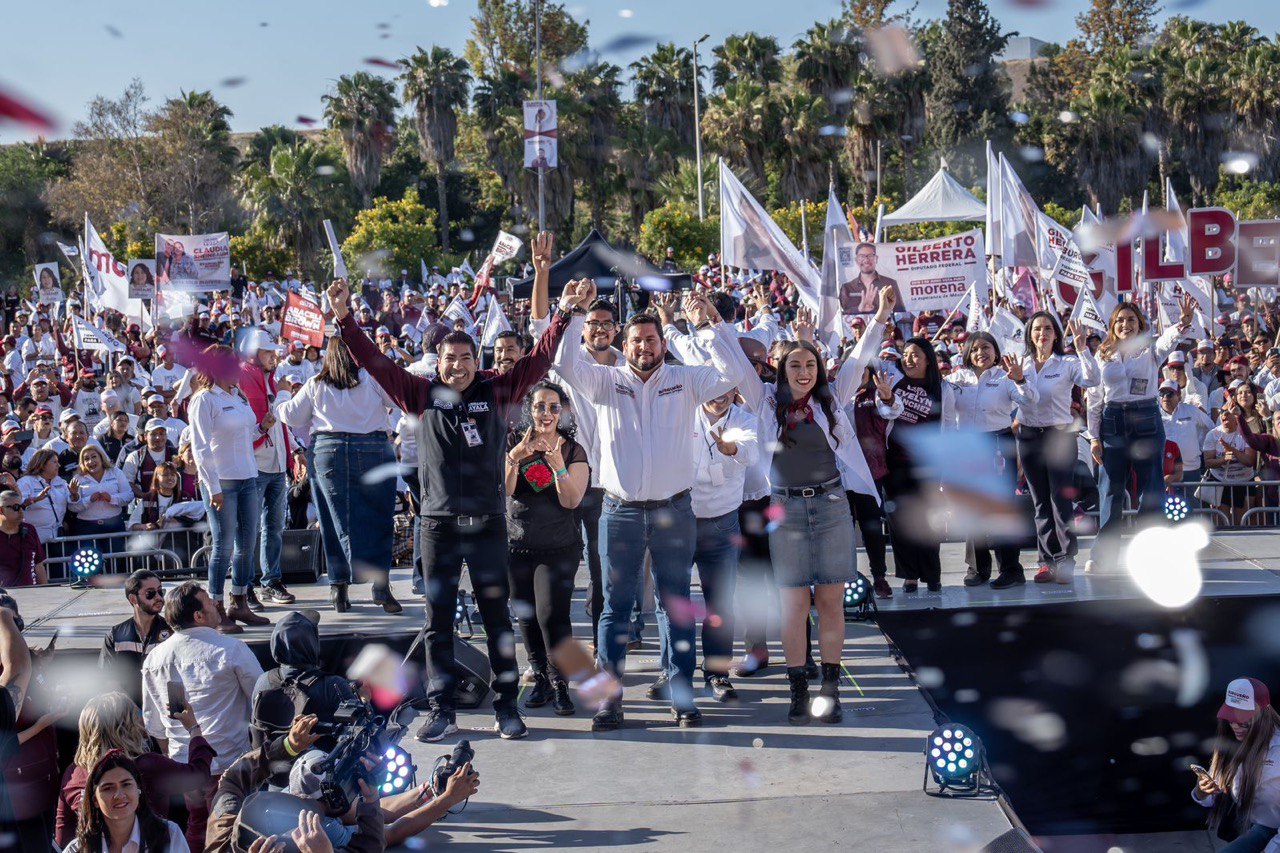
left=32, top=263, right=62, bottom=304
left=281, top=291, right=325, bottom=348
left=127, top=259, right=156, bottom=301
left=71, top=315, right=126, bottom=354
left=523, top=100, right=558, bottom=169
left=875, top=229, right=986, bottom=314
left=155, top=232, right=230, bottom=292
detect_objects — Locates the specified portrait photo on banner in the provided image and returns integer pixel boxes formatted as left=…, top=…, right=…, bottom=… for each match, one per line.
left=32, top=262, right=63, bottom=304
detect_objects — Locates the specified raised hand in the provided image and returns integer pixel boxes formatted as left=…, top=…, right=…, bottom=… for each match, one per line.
left=327, top=279, right=350, bottom=320
left=532, top=232, right=554, bottom=276
left=793, top=307, right=816, bottom=341
left=875, top=285, right=898, bottom=322
left=1178, top=293, right=1196, bottom=327
left=653, top=292, right=681, bottom=326
left=557, top=279, right=582, bottom=313
left=292, top=810, right=333, bottom=853
left=1066, top=319, right=1088, bottom=354
left=872, top=370, right=895, bottom=402
left=286, top=714, right=321, bottom=755
left=1001, top=354, right=1024, bottom=382
left=710, top=428, right=738, bottom=457
left=575, top=278, right=597, bottom=309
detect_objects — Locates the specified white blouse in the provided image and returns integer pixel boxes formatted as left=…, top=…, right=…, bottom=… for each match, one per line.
left=1017, top=351, right=1101, bottom=428
left=1087, top=326, right=1189, bottom=437
left=68, top=467, right=134, bottom=521
left=278, top=370, right=396, bottom=436
left=944, top=367, right=1040, bottom=433
left=188, top=385, right=259, bottom=486
left=17, top=474, right=69, bottom=540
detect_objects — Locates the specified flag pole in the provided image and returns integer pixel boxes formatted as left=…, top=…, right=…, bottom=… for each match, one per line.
left=800, top=200, right=809, bottom=263
left=931, top=283, right=974, bottom=343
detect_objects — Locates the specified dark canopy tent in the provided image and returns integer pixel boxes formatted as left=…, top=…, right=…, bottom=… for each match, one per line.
left=507, top=229, right=691, bottom=299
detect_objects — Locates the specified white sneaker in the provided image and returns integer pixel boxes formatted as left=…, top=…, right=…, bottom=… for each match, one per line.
left=1084, top=559, right=1097, bottom=575
left=1055, top=559, right=1076, bottom=584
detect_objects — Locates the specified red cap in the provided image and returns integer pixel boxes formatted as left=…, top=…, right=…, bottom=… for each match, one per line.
left=1219, top=677, right=1271, bottom=725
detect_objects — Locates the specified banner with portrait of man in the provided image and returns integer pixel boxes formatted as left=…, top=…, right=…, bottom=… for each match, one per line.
left=155, top=232, right=230, bottom=292
left=126, top=259, right=156, bottom=301
left=32, top=262, right=63, bottom=304
left=870, top=228, right=987, bottom=315
left=837, top=241, right=905, bottom=319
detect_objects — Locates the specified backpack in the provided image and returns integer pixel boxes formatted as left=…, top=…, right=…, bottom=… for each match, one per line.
left=250, top=668, right=323, bottom=749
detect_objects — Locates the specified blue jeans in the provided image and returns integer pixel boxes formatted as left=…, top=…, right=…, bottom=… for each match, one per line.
left=256, top=470, right=287, bottom=585
left=1094, top=401, right=1165, bottom=570
left=1221, top=823, right=1278, bottom=852
left=694, top=512, right=739, bottom=679
left=204, top=478, right=260, bottom=598
left=310, top=432, right=396, bottom=585
left=598, top=491, right=697, bottom=707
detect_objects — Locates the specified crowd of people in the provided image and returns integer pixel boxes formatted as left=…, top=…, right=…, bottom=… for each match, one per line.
left=2, top=228, right=1280, bottom=849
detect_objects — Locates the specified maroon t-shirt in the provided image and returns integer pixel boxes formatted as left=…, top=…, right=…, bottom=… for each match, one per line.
left=0, top=523, right=45, bottom=587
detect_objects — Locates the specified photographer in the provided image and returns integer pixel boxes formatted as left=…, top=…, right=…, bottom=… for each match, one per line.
left=250, top=611, right=358, bottom=749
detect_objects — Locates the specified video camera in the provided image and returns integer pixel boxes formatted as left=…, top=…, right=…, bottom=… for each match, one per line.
left=313, top=698, right=413, bottom=814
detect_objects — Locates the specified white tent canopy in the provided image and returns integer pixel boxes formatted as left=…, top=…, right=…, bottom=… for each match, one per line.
left=881, top=165, right=987, bottom=225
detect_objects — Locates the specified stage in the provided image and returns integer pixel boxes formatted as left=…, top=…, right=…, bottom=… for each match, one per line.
left=9, top=529, right=1280, bottom=850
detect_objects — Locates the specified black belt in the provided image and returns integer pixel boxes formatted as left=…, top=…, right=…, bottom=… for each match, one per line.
left=605, top=489, right=690, bottom=509
left=424, top=514, right=493, bottom=527
left=772, top=477, right=842, bottom=498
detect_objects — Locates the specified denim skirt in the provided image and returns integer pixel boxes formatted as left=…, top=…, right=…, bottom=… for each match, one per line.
left=767, top=490, right=856, bottom=587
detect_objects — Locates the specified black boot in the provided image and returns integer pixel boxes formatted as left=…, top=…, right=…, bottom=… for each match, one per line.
left=373, top=584, right=403, bottom=614
left=787, top=667, right=812, bottom=725
left=525, top=671, right=552, bottom=708
left=816, top=663, right=843, bottom=724
left=551, top=676, right=575, bottom=716
left=330, top=584, right=351, bottom=613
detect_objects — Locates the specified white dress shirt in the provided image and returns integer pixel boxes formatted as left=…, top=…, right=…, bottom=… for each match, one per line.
left=68, top=467, right=134, bottom=520
left=1087, top=326, right=1189, bottom=437
left=691, top=404, right=760, bottom=519
left=1162, top=402, right=1215, bottom=471
left=1017, top=351, right=1100, bottom=428
left=278, top=371, right=396, bottom=436
left=61, top=816, right=189, bottom=853
left=553, top=314, right=738, bottom=501
left=141, top=626, right=263, bottom=774
left=188, top=385, right=259, bottom=486
left=17, top=474, right=69, bottom=541
left=944, top=367, right=1040, bottom=432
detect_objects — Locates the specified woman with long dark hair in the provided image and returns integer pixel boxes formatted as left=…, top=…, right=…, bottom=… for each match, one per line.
left=188, top=344, right=268, bottom=634
left=885, top=336, right=955, bottom=593
left=63, top=750, right=189, bottom=852
left=733, top=288, right=895, bottom=726
left=1192, top=678, right=1280, bottom=850
left=1087, top=296, right=1194, bottom=572
left=280, top=335, right=401, bottom=613
left=1017, top=312, right=1098, bottom=584
left=944, top=331, right=1040, bottom=589
left=504, top=381, right=589, bottom=715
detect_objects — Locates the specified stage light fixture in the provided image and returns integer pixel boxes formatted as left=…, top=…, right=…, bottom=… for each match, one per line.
left=378, top=746, right=416, bottom=796
left=843, top=572, right=877, bottom=622
left=70, top=548, right=103, bottom=587
left=923, top=723, right=996, bottom=797
left=1164, top=495, right=1189, bottom=522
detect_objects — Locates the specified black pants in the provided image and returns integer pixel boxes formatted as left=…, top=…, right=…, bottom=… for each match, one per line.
left=420, top=515, right=517, bottom=712
left=964, top=431, right=1024, bottom=579
left=847, top=484, right=888, bottom=579
left=1016, top=425, right=1079, bottom=565
left=576, top=486, right=605, bottom=640
left=883, top=461, right=942, bottom=585
left=737, top=496, right=775, bottom=653
left=509, top=549, right=578, bottom=674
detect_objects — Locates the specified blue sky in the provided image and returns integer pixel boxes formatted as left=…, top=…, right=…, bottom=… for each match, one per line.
left=2, top=0, right=1277, bottom=144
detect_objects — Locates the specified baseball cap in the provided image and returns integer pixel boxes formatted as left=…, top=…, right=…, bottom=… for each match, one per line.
left=878, top=345, right=900, bottom=360
left=1158, top=380, right=1179, bottom=394
left=59, top=410, right=80, bottom=425
left=291, top=341, right=306, bottom=351
left=29, top=375, right=48, bottom=385
left=1196, top=340, right=1215, bottom=352
left=1167, top=351, right=1186, bottom=366
left=156, top=345, right=169, bottom=357
left=1229, top=378, right=1247, bottom=391
left=144, top=420, right=168, bottom=435
left=288, top=749, right=328, bottom=800
left=376, top=326, right=391, bottom=336
left=146, top=393, right=165, bottom=405
left=79, top=368, right=96, bottom=379
left=1218, top=677, right=1271, bottom=725
left=34, top=404, right=52, bottom=416
left=1, top=420, right=19, bottom=435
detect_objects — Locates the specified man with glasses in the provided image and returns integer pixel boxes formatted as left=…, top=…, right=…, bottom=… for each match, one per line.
left=840, top=242, right=900, bottom=316
left=0, top=490, right=45, bottom=587
left=100, top=569, right=172, bottom=704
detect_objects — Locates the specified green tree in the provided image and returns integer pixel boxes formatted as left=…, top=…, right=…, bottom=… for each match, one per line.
left=630, top=43, right=700, bottom=148
left=242, top=125, right=300, bottom=172
left=0, top=142, right=67, bottom=278
left=771, top=199, right=828, bottom=262
left=567, top=62, right=622, bottom=230
left=774, top=91, right=831, bottom=203
left=793, top=19, right=862, bottom=118
left=464, top=0, right=587, bottom=79
left=1075, top=0, right=1161, bottom=53
left=1152, top=18, right=1230, bottom=203
left=711, top=33, right=783, bottom=90
left=340, top=188, right=439, bottom=278
left=401, top=46, right=472, bottom=254
left=924, top=0, right=1013, bottom=180
left=323, top=72, right=398, bottom=209
left=230, top=228, right=297, bottom=281
left=1226, top=38, right=1280, bottom=183
left=638, top=201, right=719, bottom=272
left=616, top=110, right=681, bottom=231
left=703, top=81, right=773, bottom=189
left=146, top=90, right=238, bottom=231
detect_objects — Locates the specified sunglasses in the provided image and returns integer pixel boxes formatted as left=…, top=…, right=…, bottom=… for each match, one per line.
left=1, top=504, right=22, bottom=513
left=532, top=403, right=564, bottom=414
left=141, top=587, right=164, bottom=600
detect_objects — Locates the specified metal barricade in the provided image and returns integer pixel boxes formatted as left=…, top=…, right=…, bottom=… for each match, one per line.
left=41, top=525, right=210, bottom=583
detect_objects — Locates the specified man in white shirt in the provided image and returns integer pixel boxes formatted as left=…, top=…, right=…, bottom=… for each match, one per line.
left=150, top=345, right=189, bottom=404
left=553, top=285, right=739, bottom=731
left=142, top=581, right=262, bottom=852
left=1159, top=380, right=1214, bottom=500
left=143, top=392, right=187, bottom=446
left=274, top=341, right=315, bottom=386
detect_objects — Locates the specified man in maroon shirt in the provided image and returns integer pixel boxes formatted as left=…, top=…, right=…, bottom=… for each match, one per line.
left=0, top=491, right=45, bottom=586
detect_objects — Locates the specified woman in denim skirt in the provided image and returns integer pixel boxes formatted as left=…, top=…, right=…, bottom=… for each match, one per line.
left=734, top=287, right=897, bottom=726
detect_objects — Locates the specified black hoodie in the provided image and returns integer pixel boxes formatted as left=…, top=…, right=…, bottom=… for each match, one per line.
left=250, top=612, right=357, bottom=727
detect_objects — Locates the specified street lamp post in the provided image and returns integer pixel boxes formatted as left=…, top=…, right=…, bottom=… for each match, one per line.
left=535, top=0, right=545, bottom=232
left=692, top=34, right=709, bottom=222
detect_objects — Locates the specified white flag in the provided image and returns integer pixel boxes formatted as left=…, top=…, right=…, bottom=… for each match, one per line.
left=818, top=186, right=855, bottom=338
left=460, top=258, right=477, bottom=280
left=988, top=306, right=1026, bottom=357
left=719, top=160, right=824, bottom=324
left=84, top=214, right=137, bottom=315
left=420, top=258, right=430, bottom=285
left=442, top=297, right=476, bottom=336
left=71, top=315, right=126, bottom=354
left=480, top=297, right=513, bottom=348
left=985, top=140, right=1002, bottom=258
left=322, top=220, right=348, bottom=280
left=998, top=156, right=1040, bottom=268
left=1070, top=286, right=1110, bottom=335
left=56, top=241, right=79, bottom=260
left=965, top=284, right=986, bottom=333
left=491, top=231, right=522, bottom=264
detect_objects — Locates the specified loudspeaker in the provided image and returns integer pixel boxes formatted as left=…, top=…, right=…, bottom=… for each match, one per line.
left=280, top=529, right=322, bottom=584
left=453, top=635, right=492, bottom=710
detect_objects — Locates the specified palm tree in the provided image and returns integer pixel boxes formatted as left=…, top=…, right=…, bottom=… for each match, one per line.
left=711, top=33, right=783, bottom=90
left=616, top=115, right=680, bottom=230
left=1153, top=18, right=1230, bottom=203
left=239, top=141, right=349, bottom=276
left=401, top=46, right=472, bottom=253
left=792, top=19, right=862, bottom=119
left=567, top=62, right=623, bottom=230
left=703, top=81, right=773, bottom=189
left=630, top=43, right=700, bottom=147
left=774, top=91, right=830, bottom=203
left=1226, top=39, right=1280, bottom=183
left=473, top=70, right=530, bottom=224
left=653, top=157, right=720, bottom=214
left=1065, top=50, right=1155, bottom=213
left=844, top=69, right=900, bottom=206
left=323, top=72, right=397, bottom=209
left=243, top=125, right=300, bottom=171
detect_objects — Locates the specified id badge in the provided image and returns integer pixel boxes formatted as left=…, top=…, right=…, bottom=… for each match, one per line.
left=461, top=418, right=483, bottom=447
left=1129, top=377, right=1148, bottom=396
left=708, top=462, right=725, bottom=487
